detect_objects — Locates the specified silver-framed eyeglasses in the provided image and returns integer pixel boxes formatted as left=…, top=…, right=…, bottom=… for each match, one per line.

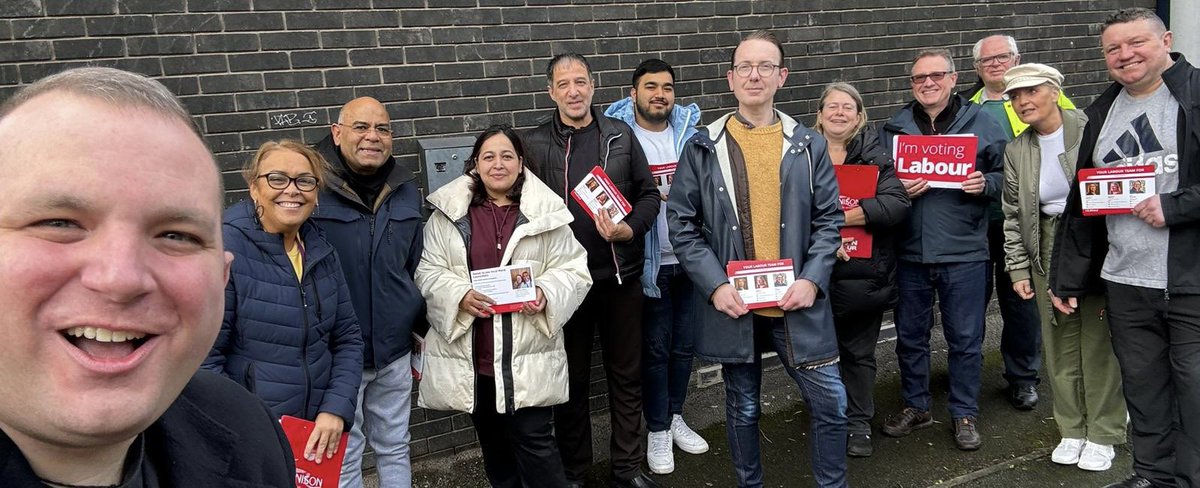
left=732, top=62, right=780, bottom=78
left=257, top=172, right=319, bottom=192
left=975, top=52, right=1015, bottom=67
left=336, top=122, right=392, bottom=136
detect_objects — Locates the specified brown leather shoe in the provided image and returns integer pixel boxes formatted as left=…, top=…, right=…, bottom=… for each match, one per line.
left=881, top=407, right=933, bottom=437
left=954, top=416, right=981, bottom=451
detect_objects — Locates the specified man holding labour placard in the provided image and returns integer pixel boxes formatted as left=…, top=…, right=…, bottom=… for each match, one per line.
left=878, top=48, right=1007, bottom=451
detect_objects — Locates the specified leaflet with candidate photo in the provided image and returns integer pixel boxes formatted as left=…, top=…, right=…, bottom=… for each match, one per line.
left=470, top=264, right=538, bottom=314
left=650, top=162, right=677, bottom=197
left=892, top=134, right=978, bottom=188
left=726, top=259, right=794, bottom=310
left=1078, top=165, right=1157, bottom=216
left=570, top=166, right=633, bottom=224
left=410, top=332, right=425, bottom=381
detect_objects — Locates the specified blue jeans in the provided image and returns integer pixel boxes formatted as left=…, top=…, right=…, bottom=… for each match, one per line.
left=721, top=316, right=848, bottom=488
left=642, top=264, right=696, bottom=432
left=894, top=261, right=987, bottom=419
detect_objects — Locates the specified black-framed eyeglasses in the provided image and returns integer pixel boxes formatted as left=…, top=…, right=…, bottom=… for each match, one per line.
left=910, top=71, right=950, bottom=85
left=732, top=62, right=780, bottom=78
left=974, top=52, right=1015, bottom=67
left=336, top=122, right=392, bottom=137
left=257, top=173, right=319, bottom=192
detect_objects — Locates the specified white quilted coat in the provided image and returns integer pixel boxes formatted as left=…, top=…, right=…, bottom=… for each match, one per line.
left=415, top=170, right=591, bottom=414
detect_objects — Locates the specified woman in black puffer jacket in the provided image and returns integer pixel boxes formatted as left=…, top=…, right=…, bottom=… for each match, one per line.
left=813, top=82, right=910, bottom=458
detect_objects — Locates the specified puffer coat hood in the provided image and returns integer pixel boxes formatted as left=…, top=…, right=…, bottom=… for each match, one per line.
left=415, top=170, right=592, bottom=413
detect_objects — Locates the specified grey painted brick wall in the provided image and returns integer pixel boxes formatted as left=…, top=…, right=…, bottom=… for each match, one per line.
left=0, top=0, right=1155, bottom=460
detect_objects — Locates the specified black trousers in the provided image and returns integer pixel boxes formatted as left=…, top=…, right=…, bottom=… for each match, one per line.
left=835, top=310, right=884, bottom=435
left=1105, top=281, right=1200, bottom=488
left=985, top=219, right=1043, bottom=387
left=471, top=376, right=567, bottom=488
left=554, top=276, right=646, bottom=481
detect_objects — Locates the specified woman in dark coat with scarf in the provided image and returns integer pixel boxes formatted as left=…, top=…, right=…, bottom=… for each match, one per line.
left=813, top=82, right=911, bottom=458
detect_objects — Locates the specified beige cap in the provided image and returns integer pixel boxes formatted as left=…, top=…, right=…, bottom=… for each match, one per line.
left=1003, top=63, right=1064, bottom=94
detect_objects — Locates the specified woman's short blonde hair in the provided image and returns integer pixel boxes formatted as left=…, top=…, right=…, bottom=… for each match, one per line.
left=241, top=139, right=330, bottom=191
left=813, top=82, right=869, bottom=142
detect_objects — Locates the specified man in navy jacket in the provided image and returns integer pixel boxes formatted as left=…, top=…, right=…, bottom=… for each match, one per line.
left=878, top=48, right=1007, bottom=452
left=311, top=96, right=426, bottom=488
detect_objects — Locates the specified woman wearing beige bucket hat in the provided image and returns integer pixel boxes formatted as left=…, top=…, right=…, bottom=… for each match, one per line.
left=999, top=63, right=1128, bottom=472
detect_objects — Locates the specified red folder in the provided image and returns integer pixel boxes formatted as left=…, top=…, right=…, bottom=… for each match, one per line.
left=281, top=415, right=349, bottom=488
left=834, top=165, right=878, bottom=259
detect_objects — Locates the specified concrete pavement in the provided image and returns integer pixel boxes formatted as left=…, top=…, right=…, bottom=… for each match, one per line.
left=398, top=310, right=1135, bottom=487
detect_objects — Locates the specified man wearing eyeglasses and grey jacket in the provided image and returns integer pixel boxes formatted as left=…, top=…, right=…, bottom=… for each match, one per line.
left=310, top=97, right=426, bottom=488
left=878, top=48, right=1007, bottom=452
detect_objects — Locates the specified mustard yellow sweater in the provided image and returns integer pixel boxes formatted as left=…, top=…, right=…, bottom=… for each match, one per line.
left=726, top=118, right=784, bottom=317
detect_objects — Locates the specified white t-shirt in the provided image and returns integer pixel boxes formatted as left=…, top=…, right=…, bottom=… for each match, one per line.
left=631, top=123, right=678, bottom=266
left=1036, top=126, right=1070, bottom=216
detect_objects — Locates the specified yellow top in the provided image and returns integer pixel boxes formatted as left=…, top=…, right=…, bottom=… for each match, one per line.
left=726, top=117, right=784, bottom=317
left=286, top=237, right=303, bottom=281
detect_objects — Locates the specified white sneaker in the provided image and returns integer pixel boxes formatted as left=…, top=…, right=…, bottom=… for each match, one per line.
left=1077, top=441, right=1115, bottom=471
left=1050, top=438, right=1086, bottom=464
left=647, top=430, right=674, bottom=474
left=670, top=414, right=710, bottom=454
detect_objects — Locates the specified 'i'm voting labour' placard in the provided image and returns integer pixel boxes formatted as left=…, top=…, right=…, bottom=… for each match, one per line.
left=893, top=134, right=978, bottom=188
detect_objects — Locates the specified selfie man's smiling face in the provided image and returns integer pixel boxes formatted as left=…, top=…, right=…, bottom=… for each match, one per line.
left=0, top=92, right=231, bottom=447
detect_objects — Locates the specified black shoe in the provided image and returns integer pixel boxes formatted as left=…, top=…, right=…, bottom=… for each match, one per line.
left=1008, top=383, right=1038, bottom=410
left=566, top=483, right=585, bottom=488
left=610, top=472, right=661, bottom=488
left=847, top=433, right=874, bottom=457
left=882, top=407, right=933, bottom=437
left=953, top=416, right=981, bottom=451
left=1103, top=475, right=1153, bottom=488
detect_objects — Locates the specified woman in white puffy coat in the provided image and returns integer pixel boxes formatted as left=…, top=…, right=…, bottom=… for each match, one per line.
left=415, top=125, right=591, bottom=488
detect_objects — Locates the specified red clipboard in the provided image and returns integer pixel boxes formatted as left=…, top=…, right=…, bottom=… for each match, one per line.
left=281, top=415, right=349, bottom=488
left=834, top=165, right=878, bottom=258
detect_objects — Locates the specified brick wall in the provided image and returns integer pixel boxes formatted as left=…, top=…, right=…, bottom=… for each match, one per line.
left=0, top=0, right=1155, bottom=460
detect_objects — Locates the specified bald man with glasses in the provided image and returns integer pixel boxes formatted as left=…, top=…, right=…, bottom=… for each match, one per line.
left=310, top=97, right=426, bottom=488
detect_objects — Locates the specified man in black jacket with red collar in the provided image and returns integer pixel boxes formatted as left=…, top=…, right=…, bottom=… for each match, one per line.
left=1051, top=8, right=1200, bottom=488
left=522, top=53, right=661, bottom=488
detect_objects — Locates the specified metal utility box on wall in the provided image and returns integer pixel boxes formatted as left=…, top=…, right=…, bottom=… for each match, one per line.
left=418, top=135, right=476, bottom=201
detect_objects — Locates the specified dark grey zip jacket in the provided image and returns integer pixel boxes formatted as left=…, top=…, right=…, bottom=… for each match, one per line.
left=667, top=111, right=844, bottom=366
left=880, top=97, right=1008, bottom=264
left=522, top=107, right=660, bottom=283
left=1051, top=53, right=1200, bottom=297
